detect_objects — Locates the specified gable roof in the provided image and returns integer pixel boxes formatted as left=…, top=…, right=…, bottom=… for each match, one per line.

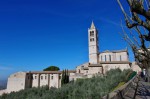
left=26, top=70, right=76, bottom=74
left=100, top=49, right=128, bottom=53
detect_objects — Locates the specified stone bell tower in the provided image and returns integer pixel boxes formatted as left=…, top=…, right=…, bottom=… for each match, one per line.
left=88, top=21, right=99, bottom=64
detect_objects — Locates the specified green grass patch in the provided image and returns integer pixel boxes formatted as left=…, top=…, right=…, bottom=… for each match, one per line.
left=111, top=82, right=125, bottom=91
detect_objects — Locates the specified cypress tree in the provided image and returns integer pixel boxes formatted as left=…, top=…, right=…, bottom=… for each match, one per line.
left=61, top=70, right=65, bottom=85
left=61, top=69, right=69, bottom=85
left=66, top=69, right=69, bottom=83
left=65, top=69, right=67, bottom=84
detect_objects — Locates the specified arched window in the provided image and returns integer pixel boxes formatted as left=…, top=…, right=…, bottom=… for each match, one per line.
left=90, top=31, right=94, bottom=36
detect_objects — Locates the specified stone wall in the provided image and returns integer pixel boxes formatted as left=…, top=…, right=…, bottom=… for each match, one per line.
left=88, top=66, right=102, bottom=74
left=102, top=63, right=130, bottom=74
left=32, top=74, right=39, bottom=87
left=0, top=89, right=7, bottom=96
left=31, top=73, right=61, bottom=88
left=6, top=71, right=63, bottom=93
left=7, top=72, right=26, bottom=93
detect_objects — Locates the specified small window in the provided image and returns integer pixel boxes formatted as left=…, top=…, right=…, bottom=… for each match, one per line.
left=28, top=76, right=30, bottom=79
left=90, top=38, right=94, bottom=42
left=120, top=55, right=122, bottom=61
left=45, top=76, right=47, bottom=79
left=81, top=66, right=84, bottom=70
left=41, top=76, right=43, bottom=80
left=59, top=76, right=61, bottom=79
left=101, top=56, right=102, bottom=61
left=109, top=55, right=111, bottom=62
left=90, top=38, right=92, bottom=42
left=35, top=76, right=37, bottom=79
left=86, top=71, right=88, bottom=73
left=105, top=55, right=106, bottom=61
left=51, top=76, right=53, bottom=80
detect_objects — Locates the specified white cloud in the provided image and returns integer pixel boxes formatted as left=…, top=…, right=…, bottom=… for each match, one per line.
left=98, top=17, right=126, bottom=27
left=0, top=66, right=13, bottom=70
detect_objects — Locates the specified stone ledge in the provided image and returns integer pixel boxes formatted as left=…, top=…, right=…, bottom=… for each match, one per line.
left=102, top=75, right=139, bottom=99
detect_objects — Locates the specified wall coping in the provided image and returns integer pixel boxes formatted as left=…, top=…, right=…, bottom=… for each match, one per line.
left=102, top=75, right=138, bottom=99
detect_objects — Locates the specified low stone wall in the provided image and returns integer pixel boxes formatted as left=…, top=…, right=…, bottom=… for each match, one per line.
left=102, top=75, right=139, bottom=99
left=0, top=89, right=7, bottom=96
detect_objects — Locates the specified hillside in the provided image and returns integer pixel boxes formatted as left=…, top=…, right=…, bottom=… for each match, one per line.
left=0, top=80, right=7, bottom=90
left=0, top=86, right=5, bottom=90
left=0, top=69, right=134, bottom=99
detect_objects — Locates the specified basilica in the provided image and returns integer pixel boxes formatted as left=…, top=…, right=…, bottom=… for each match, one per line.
left=70, top=22, right=131, bottom=80
left=0, top=22, right=141, bottom=95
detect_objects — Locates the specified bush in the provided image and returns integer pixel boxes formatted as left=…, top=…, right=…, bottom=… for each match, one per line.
left=0, top=69, right=131, bottom=99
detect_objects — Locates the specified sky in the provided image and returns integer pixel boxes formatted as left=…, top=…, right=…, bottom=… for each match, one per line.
left=0, top=0, right=133, bottom=80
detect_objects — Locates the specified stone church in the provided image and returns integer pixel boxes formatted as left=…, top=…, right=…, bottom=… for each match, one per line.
left=70, top=22, right=131, bottom=80
left=1, top=21, right=139, bottom=95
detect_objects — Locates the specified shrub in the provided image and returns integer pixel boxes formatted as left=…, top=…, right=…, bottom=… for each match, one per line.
left=0, top=69, right=131, bottom=99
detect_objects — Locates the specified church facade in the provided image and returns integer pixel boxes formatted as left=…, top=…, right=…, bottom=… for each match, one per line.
left=1, top=22, right=134, bottom=95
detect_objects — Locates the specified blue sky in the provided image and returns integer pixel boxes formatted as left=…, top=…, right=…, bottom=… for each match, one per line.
left=0, top=0, right=133, bottom=80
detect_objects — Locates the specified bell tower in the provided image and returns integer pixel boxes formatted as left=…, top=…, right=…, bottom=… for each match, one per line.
left=88, top=21, right=99, bottom=64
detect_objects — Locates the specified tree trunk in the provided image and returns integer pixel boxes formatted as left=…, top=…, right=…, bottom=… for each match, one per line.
left=146, top=67, right=150, bottom=82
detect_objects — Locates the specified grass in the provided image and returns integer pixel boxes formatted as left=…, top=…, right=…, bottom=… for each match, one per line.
left=111, top=82, right=125, bottom=91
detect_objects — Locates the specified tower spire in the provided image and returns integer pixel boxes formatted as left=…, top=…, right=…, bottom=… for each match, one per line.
left=88, top=21, right=99, bottom=64
left=90, top=21, right=95, bottom=29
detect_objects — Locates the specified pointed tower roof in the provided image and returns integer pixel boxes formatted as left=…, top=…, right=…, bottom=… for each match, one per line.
left=90, top=21, right=96, bottom=29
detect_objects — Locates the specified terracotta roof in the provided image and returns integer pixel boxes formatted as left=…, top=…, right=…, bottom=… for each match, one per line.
left=89, top=64, right=103, bottom=67
left=99, top=61, right=130, bottom=64
left=101, top=49, right=127, bottom=53
left=89, top=61, right=130, bottom=67
left=27, top=70, right=76, bottom=74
